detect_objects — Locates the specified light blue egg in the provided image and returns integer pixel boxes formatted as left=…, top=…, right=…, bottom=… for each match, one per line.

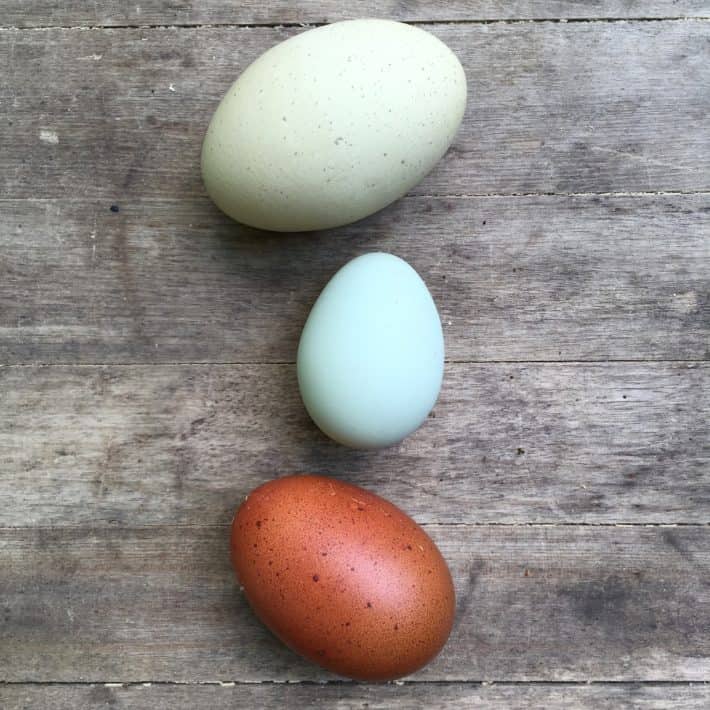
left=297, top=252, right=444, bottom=449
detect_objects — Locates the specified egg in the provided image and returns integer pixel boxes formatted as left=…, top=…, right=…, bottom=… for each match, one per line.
left=231, top=475, right=455, bottom=680
left=201, top=19, right=466, bottom=231
left=297, top=253, right=444, bottom=449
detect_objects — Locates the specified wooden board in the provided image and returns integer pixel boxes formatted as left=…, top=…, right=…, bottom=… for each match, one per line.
left=2, top=362, right=708, bottom=526
left=2, top=1, right=709, bottom=28
left=3, top=4, right=709, bottom=707
left=2, top=22, right=709, bottom=202
left=1, top=525, right=708, bottom=682
left=1, top=195, right=708, bottom=365
left=3, top=682, right=710, bottom=710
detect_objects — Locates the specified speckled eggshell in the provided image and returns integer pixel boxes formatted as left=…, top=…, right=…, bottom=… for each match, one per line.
left=201, top=19, right=466, bottom=231
left=231, top=474, right=455, bottom=681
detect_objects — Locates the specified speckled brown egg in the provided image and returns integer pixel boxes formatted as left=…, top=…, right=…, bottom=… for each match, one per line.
left=230, top=474, right=455, bottom=681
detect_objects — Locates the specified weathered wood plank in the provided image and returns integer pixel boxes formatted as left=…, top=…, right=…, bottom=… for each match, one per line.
left=3, top=1, right=709, bottom=28
left=1, top=22, right=708, bottom=199
left=3, top=683, right=710, bottom=710
left=1, top=195, right=707, bottom=364
left=1, top=362, right=707, bottom=526
left=1, top=525, right=708, bottom=681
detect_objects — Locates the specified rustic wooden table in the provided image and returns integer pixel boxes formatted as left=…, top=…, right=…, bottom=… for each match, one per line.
left=2, top=2, right=709, bottom=708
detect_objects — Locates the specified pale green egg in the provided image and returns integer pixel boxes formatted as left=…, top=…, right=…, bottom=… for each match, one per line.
left=297, top=253, right=444, bottom=449
left=201, top=19, right=466, bottom=232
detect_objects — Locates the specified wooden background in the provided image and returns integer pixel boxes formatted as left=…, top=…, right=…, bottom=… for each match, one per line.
left=1, top=2, right=709, bottom=708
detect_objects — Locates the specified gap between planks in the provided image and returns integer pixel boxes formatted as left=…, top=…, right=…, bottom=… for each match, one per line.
left=2, top=681, right=709, bottom=687
left=1, top=523, right=708, bottom=531
left=1, top=191, right=710, bottom=200
left=1, top=360, right=708, bottom=368
left=2, top=17, right=710, bottom=32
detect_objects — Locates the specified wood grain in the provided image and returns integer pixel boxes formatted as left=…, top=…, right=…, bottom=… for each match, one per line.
left=1, top=525, right=708, bottom=682
left=1, top=22, right=709, bottom=201
left=3, top=3, right=709, bottom=704
left=1, top=362, right=707, bottom=526
left=2, top=1, right=709, bottom=28
left=1, top=195, right=708, bottom=365
left=3, top=682, right=710, bottom=710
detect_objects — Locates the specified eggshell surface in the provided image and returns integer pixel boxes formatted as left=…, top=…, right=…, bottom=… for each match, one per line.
left=297, top=252, right=444, bottom=449
left=201, top=19, right=466, bottom=231
left=231, top=475, right=455, bottom=680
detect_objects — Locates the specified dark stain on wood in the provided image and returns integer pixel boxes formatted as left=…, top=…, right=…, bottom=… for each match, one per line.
left=453, top=559, right=485, bottom=633
left=87, top=685, right=118, bottom=707
left=662, top=529, right=695, bottom=565
left=559, top=575, right=630, bottom=629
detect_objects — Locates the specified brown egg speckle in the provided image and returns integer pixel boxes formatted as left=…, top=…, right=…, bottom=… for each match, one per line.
left=230, top=474, right=455, bottom=681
